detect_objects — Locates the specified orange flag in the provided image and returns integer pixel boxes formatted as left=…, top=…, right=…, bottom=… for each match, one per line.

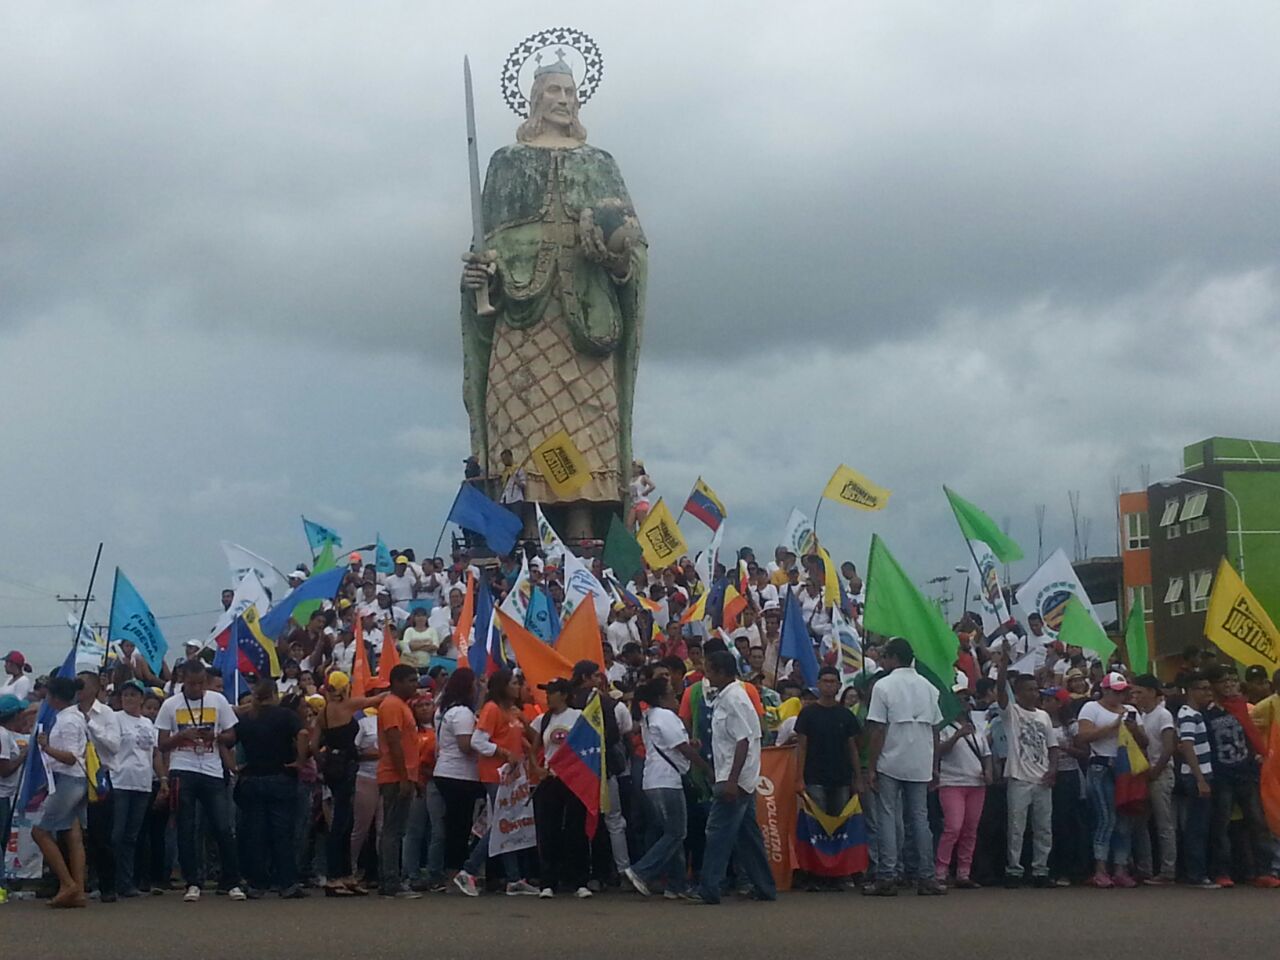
left=453, top=572, right=476, bottom=659
left=496, top=609, right=574, bottom=707
left=351, top=616, right=372, bottom=698
left=376, top=623, right=401, bottom=688
left=556, top=599, right=605, bottom=670
left=1263, top=715, right=1280, bottom=837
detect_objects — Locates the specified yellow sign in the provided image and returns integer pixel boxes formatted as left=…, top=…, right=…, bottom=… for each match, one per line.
left=531, top=429, right=591, bottom=497
left=636, top=498, right=688, bottom=570
left=1205, top=558, right=1280, bottom=673
left=822, top=464, right=891, bottom=512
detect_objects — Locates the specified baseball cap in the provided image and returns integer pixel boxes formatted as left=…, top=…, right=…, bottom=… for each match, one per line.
left=0, top=694, right=26, bottom=721
left=121, top=679, right=147, bottom=695
left=1244, top=664, right=1270, bottom=683
left=289, top=569, right=307, bottom=580
left=3, top=651, right=30, bottom=672
left=394, top=555, right=409, bottom=565
left=349, top=552, right=363, bottom=564
left=538, top=678, right=573, bottom=697
left=1101, top=671, right=1130, bottom=692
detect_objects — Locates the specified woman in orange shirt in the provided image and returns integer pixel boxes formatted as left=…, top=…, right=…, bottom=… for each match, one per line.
left=402, top=695, right=437, bottom=887
left=451, top=670, right=540, bottom=897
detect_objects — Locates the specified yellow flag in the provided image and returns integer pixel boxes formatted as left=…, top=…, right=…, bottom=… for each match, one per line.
left=822, top=464, right=891, bottom=512
left=636, top=498, right=688, bottom=570
left=530, top=429, right=591, bottom=497
left=1204, top=557, right=1280, bottom=673
left=818, top=546, right=842, bottom=610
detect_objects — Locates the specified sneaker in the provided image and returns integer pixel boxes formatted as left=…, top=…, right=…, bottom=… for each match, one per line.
left=1003, top=874, right=1023, bottom=889
left=916, top=879, right=947, bottom=896
left=100, top=893, right=118, bottom=904
left=244, top=888, right=266, bottom=900
left=150, top=887, right=166, bottom=896
left=623, top=867, right=651, bottom=897
left=382, top=889, right=423, bottom=900
left=575, top=886, right=594, bottom=899
left=1142, top=877, right=1174, bottom=887
left=506, top=880, right=540, bottom=897
left=279, top=886, right=308, bottom=899
left=953, top=877, right=982, bottom=890
left=586, top=879, right=603, bottom=893
left=1213, top=876, right=1235, bottom=889
left=680, top=891, right=708, bottom=904
left=183, top=885, right=201, bottom=903
left=452, top=871, right=480, bottom=898
left=1112, top=872, right=1137, bottom=889
left=1251, top=876, right=1280, bottom=889
left=226, top=886, right=247, bottom=901
left=1189, top=878, right=1222, bottom=889
left=119, top=889, right=141, bottom=899
left=1084, top=873, right=1114, bottom=889
left=428, top=882, right=449, bottom=894
left=663, top=889, right=683, bottom=900
left=539, top=887, right=554, bottom=899
left=861, top=879, right=898, bottom=897
left=1030, top=875, right=1055, bottom=889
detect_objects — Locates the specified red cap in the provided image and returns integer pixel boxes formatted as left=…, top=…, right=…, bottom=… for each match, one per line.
left=3, top=651, right=28, bottom=671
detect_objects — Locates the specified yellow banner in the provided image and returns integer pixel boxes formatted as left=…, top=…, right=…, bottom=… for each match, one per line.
left=1205, top=557, right=1280, bottom=673
left=530, top=429, right=591, bottom=498
left=822, top=464, right=891, bottom=512
left=636, top=498, right=688, bottom=570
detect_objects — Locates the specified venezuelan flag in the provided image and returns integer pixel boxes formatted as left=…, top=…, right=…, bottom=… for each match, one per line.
left=1115, top=722, right=1150, bottom=816
left=684, top=477, right=726, bottom=532
left=548, top=691, right=606, bottom=838
left=795, top=792, right=869, bottom=878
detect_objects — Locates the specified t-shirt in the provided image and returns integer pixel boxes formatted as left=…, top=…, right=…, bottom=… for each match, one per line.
left=1203, top=704, right=1257, bottom=783
left=417, top=727, right=437, bottom=781
left=1139, top=704, right=1175, bottom=768
left=355, top=713, right=380, bottom=780
left=432, top=704, right=478, bottom=781
left=155, top=689, right=238, bottom=778
left=1002, top=701, right=1054, bottom=783
left=710, top=681, right=762, bottom=792
left=866, top=666, right=943, bottom=782
left=641, top=706, right=690, bottom=790
left=475, top=701, right=525, bottom=783
left=111, top=713, right=158, bottom=792
left=237, top=705, right=304, bottom=778
left=1177, top=704, right=1213, bottom=780
left=1054, top=723, right=1079, bottom=773
left=537, top=708, right=581, bottom=764
left=937, top=722, right=990, bottom=787
left=0, top=727, right=24, bottom=798
left=1076, top=700, right=1124, bottom=758
left=1, top=674, right=32, bottom=701
left=48, top=705, right=89, bottom=778
left=385, top=571, right=418, bottom=605
left=795, top=702, right=862, bottom=788
left=376, top=694, right=420, bottom=785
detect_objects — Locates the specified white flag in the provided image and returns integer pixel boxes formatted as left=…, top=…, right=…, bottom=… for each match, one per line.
left=1015, top=548, right=1100, bottom=639
left=69, top=614, right=108, bottom=673
left=562, top=549, right=612, bottom=625
left=220, top=541, right=288, bottom=601
left=694, top=524, right=725, bottom=593
left=966, top=540, right=1012, bottom=635
left=499, top=553, right=532, bottom=624
left=781, top=508, right=817, bottom=558
left=210, top=570, right=271, bottom=639
left=535, top=504, right=568, bottom=564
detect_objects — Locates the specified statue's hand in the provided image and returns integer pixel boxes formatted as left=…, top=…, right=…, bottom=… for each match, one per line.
left=578, top=208, right=610, bottom=264
left=460, top=252, right=496, bottom=292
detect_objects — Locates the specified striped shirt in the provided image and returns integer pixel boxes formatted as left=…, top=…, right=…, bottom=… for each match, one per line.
left=1177, top=704, right=1213, bottom=780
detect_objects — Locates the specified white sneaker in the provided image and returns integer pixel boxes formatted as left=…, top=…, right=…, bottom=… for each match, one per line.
left=452, top=871, right=479, bottom=897
left=226, top=886, right=247, bottom=902
left=506, top=880, right=540, bottom=896
left=623, top=867, right=651, bottom=897
left=663, top=889, right=682, bottom=900
left=539, top=887, right=554, bottom=899
left=183, top=885, right=201, bottom=903
left=575, top=886, right=593, bottom=899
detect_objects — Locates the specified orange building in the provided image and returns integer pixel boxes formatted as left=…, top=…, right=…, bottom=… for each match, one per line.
left=1118, top=490, right=1156, bottom=669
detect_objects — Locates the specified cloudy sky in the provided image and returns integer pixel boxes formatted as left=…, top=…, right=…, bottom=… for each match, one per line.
left=4, top=2, right=1279, bottom=667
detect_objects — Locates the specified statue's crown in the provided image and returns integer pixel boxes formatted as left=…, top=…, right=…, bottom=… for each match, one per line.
left=533, top=49, right=575, bottom=81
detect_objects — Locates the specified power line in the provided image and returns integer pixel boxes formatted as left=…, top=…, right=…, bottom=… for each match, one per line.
left=0, top=608, right=222, bottom=630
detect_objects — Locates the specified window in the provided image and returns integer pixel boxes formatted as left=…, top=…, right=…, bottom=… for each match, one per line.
left=1166, top=523, right=1181, bottom=539
left=1127, top=584, right=1152, bottom=617
left=1159, top=499, right=1181, bottom=527
left=1170, top=601, right=1186, bottom=617
left=1186, top=516, right=1211, bottom=534
left=1190, top=569, right=1213, bottom=613
left=1164, top=577, right=1184, bottom=605
left=1123, top=512, right=1150, bottom=550
left=1180, top=491, right=1209, bottom=521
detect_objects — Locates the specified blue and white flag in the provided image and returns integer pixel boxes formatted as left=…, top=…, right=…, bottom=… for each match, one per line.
left=302, top=516, right=342, bottom=552
left=375, top=536, right=394, bottom=575
left=68, top=613, right=107, bottom=673
left=221, top=541, right=288, bottom=601
left=109, top=568, right=168, bottom=675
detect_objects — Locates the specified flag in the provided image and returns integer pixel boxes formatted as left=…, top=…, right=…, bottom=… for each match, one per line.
left=530, top=429, right=592, bottom=498
left=943, top=486, right=1024, bottom=564
left=210, top=570, right=271, bottom=641
left=561, top=549, right=612, bottom=625
left=1015, top=548, right=1099, bottom=639
left=241, top=604, right=281, bottom=678
left=214, top=602, right=281, bottom=681
left=69, top=613, right=107, bottom=672
left=1262, top=719, right=1280, bottom=837
left=694, top=523, right=724, bottom=593
left=556, top=598, right=606, bottom=670
left=722, top=584, right=749, bottom=629
left=684, top=477, right=727, bottom=531
left=832, top=604, right=863, bottom=681
left=375, top=536, right=394, bottom=575
left=351, top=616, right=372, bottom=696
left=18, top=644, right=77, bottom=811
left=453, top=572, right=476, bottom=663
left=547, top=690, right=607, bottom=838
left=302, top=516, right=342, bottom=552
left=602, top=513, right=645, bottom=585
left=524, top=585, right=559, bottom=643
left=966, top=539, right=1010, bottom=634
left=290, top=542, right=338, bottom=634
left=794, top=792, right=870, bottom=878
left=679, top=589, right=709, bottom=626
left=499, top=553, right=533, bottom=624
left=109, top=568, right=168, bottom=675
left=498, top=609, right=575, bottom=706
left=780, top=587, right=819, bottom=688
left=817, top=546, right=842, bottom=611
left=1204, top=557, right=1280, bottom=674
left=535, top=504, right=569, bottom=563
left=636, top=498, right=687, bottom=570
left=782, top=508, right=817, bottom=558
left=1115, top=722, right=1150, bottom=815
left=257, top=566, right=346, bottom=640
left=822, top=464, right=891, bottom=512
left=213, top=616, right=246, bottom=701
left=474, top=577, right=510, bottom=675
left=1058, top=596, right=1116, bottom=663
left=1124, top=597, right=1149, bottom=675
left=220, top=541, right=288, bottom=600
left=448, top=482, right=523, bottom=556
left=376, top=623, right=401, bottom=687
left=862, top=535, right=964, bottom=721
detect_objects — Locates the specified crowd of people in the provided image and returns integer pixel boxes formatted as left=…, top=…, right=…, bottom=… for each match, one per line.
left=3, top=534, right=1280, bottom=910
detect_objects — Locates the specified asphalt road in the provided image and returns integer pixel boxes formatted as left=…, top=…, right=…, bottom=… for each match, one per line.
left=6, top=887, right=1277, bottom=959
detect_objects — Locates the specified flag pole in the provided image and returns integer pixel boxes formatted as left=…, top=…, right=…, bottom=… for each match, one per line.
left=432, top=483, right=465, bottom=559
left=812, top=497, right=824, bottom=544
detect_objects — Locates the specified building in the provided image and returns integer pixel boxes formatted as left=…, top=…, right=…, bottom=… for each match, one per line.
left=1143, top=437, right=1280, bottom=672
left=1117, top=489, right=1155, bottom=662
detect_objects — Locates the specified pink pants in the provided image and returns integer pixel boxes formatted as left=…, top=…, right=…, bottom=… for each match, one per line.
left=935, top=785, right=986, bottom=880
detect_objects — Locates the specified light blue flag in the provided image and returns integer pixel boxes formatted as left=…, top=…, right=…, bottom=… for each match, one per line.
left=375, top=535, right=394, bottom=575
left=302, top=516, right=342, bottom=552
left=109, top=568, right=168, bottom=674
left=524, top=585, right=558, bottom=643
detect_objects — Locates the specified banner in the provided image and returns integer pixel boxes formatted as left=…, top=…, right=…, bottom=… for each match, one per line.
left=756, top=746, right=798, bottom=893
left=822, top=464, right=891, bottom=512
left=1015, top=548, right=1099, bottom=639
left=531, top=429, right=591, bottom=498
left=636, top=498, right=688, bottom=570
left=109, top=568, right=168, bottom=675
left=220, top=541, right=288, bottom=601
left=1204, top=557, right=1280, bottom=674
left=489, top=764, right=538, bottom=856
left=782, top=508, right=817, bottom=558
left=694, top=523, right=724, bottom=593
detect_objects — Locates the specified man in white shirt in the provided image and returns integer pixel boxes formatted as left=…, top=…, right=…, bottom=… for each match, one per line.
left=865, top=636, right=945, bottom=896
left=995, top=652, right=1057, bottom=888
left=1132, top=674, right=1177, bottom=884
left=385, top=556, right=419, bottom=606
left=605, top=605, right=642, bottom=655
left=693, top=651, right=775, bottom=905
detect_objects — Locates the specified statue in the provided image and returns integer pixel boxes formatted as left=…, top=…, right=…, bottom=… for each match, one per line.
left=460, top=29, right=647, bottom=540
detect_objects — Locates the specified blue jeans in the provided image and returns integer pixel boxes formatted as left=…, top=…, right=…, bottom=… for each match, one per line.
left=873, top=774, right=932, bottom=882
left=0, top=795, right=10, bottom=887
left=1178, top=784, right=1211, bottom=883
left=463, top=782, right=520, bottom=881
left=696, top=789, right=777, bottom=904
left=423, top=780, right=447, bottom=882
left=173, top=771, right=241, bottom=890
left=1085, top=761, right=1132, bottom=864
left=631, top=788, right=688, bottom=892
left=111, top=789, right=152, bottom=894
left=239, top=774, right=298, bottom=891
left=402, top=789, right=432, bottom=879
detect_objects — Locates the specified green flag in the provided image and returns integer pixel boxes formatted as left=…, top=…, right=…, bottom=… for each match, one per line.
left=1058, top=595, right=1115, bottom=663
left=1124, top=599, right=1148, bottom=675
left=602, top=513, right=644, bottom=584
left=293, top=540, right=339, bottom=630
left=862, top=534, right=964, bottom=721
left=944, top=486, right=1024, bottom=563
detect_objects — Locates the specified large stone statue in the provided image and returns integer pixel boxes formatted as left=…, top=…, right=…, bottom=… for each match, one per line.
left=461, top=32, right=646, bottom=539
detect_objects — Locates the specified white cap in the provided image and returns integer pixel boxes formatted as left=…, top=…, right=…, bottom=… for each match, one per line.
left=289, top=569, right=307, bottom=580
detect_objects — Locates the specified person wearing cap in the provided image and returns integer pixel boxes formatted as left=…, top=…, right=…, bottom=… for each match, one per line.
left=385, top=556, right=419, bottom=607
left=109, top=679, right=164, bottom=897
left=2, top=651, right=34, bottom=702
left=1076, top=671, right=1146, bottom=888
left=529, top=677, right=589, bottom=897
left=996, top=650, right=1057, bottom=889
left=0, top=693, right=30, bottom=899
left=1130, top=674, right=1177, bottom=885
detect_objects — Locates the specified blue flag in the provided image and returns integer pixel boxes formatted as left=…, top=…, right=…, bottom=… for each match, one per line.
left=18, top=645, right=77, bottom=811
left=109, top=569, right=168, bottom=675
left=257, top=566, right=346, bottom=640
left=302, top=516, right=342, bottom=552
left=780, top=586, right=820, bottom=688
left=448, top=483, right=522, bottom=556
left=524, top=585, right=559, bottom=643
left=375, top=536, right=394, bottom=575
left=470, top=576, right=496, bottom=675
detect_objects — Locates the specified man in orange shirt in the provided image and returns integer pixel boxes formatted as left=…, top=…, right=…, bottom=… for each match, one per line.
left=376, top=665, right=422, bottom=899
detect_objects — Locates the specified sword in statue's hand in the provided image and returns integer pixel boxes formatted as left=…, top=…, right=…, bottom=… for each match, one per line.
left=464, top=55, right=497, bottom=317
